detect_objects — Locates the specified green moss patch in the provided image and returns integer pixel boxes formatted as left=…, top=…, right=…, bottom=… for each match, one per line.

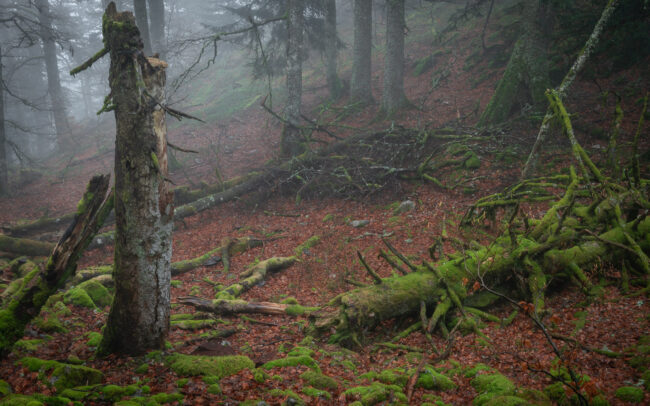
left=615, top=386, right=643, bottom=403
left=471, top=374, right=516, bottom=405
left=344, top=382, right=407, bottom=405
left=166, top=354, right=254, bottom=379
left=170, top=319, right=218, bottom=330
left=85, top=332, right=102, bottom=348
left=17, top=357, right=103, bottom=391
left=261, top=354, right=321, bottom=373
left=417, top=367, right=457, bottom=391
left=0, top=379, right=11, bottom=396
left=300, top=370, right=338, bottom=390
left=302, top=386, right=331, bottom=400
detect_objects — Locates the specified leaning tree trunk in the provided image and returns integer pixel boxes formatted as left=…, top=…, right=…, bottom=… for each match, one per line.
left=36, top=0, right=69, bottom=149
left=0, top=47, right=7, bottom=195
left=281, top=0, right=305, bottom=157
left=0, top=175, right=111, bottom=357
left=147, top=0, right=165, bottom=59
left=133, top=0, right=153, bottom=55
left=477, top=0, right=550, bottom=127
left=382, top=0, right=408, bottom=113
left=324, top=0, right=342, bottom=99
left=521, top=0, right=620, bottom=179
left=99, top=3, right=173, bottom=356
left=350, top=0, right=373, bottom=104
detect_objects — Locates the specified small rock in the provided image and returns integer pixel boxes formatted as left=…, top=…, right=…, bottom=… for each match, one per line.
left=405, top=239, right=413, bottom=244
left=394, top=200, right=415, bottom=214
left=350, top=220, right=369, bottom=228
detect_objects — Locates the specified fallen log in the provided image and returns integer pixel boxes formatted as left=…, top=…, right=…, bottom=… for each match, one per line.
left=215, top=256, right=297, bottom=299
left=309, top=188, right=650, bottom=344
left=178, top=297, right=291, bottom=316
left=172, top=237, right=263, bottom=276
left=0, top=174, right=112, bottom=356
left=0, top=235, right=55, bottom=257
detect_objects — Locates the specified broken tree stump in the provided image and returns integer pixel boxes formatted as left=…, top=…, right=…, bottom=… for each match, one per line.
left=0, top=174, right=111, bottom=356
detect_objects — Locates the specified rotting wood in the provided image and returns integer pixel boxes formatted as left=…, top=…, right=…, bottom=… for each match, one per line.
left=0, top=174, right=111, bottom=356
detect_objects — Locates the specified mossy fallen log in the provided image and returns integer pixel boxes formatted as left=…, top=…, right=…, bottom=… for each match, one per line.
left=0, top=175, right=112, bottom=356
left=0, top=235, right=55, bottom=257
left=171, top=237, right=263, bottom=276
left=177, top=297, right=316, bottom=317
left=310, top=201, right=650, bottom=343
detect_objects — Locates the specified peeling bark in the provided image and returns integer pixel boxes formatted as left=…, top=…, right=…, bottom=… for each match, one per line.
left=99, top=4, right=173, bottom=356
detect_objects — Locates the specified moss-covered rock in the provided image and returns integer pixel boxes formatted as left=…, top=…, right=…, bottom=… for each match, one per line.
left=13, top=338, right=49, bottom=353
left=63, top=288, right=96, bottom=309
left=76, top=280, right=112, bottom=308
left=0, top=394, right=46, bottom=405
left=302, top=386, right=332, bottom=399
left=85, top=332, right=102, bottom=348
left=300, top=370, right=338, bottom=390
left=483, top=395, right=528, bottom=406
left=471, top=374, right=516, bottom=406
left=417, top=367, right=457, bottom=391
left=166, top=354, right=254, bottom=379
left=614, top=386, right=643, bottom=403
left=17, top=357, right=103, bottom=391
left=344, top=382, right=407, bottom=405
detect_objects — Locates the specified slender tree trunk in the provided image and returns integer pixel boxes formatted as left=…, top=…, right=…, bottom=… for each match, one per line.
left=0, top=47, right=8, bottom=195
left=147, top=0, right=165, bottom=59
left=281, top=0, right=305, bottom=157
left=36, top=0, right=69, bottom=149
left=324, top=0, right=342, bottom=99
left=351, top=0, right=373, bottom=104
left=99, top=3, right=173, bottom=356
left=133, top=0, right=153, bottom=55
left=382, top=0, right=407, bottom=113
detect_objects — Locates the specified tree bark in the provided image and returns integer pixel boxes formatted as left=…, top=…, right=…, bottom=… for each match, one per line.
left=147, top=0, right=165, bottom=59
left=0, top=47, right=7, bottom=195
left=351, top=0, right=373, bottom=104
left=133, top=0, right=153, bottom=55
left=36, top=0, right=69, bottom=148
left=281, top=0, right=305, bottom=157
left=324, top=0, right=342, bottom=100
left=99, top=3, right=173, bottom=356
left=381, top=0, right=407, bottom=113
left=0, top=175, right=111, bottom=357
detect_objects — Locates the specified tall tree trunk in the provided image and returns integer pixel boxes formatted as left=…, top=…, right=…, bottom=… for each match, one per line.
left=381, top=0, right=407, bottom=113
left=36, top=0, right=69, bottom=149
left=147, top=0, right=165, bottom=59
left=99, top=3, right=173, bottom=356
left=281, top=0, right=304, bottom=157
left=133, top=0, right=153, bottom=55
left=324, top=0, right=342, bottom=99
left=0, top=47, right=8, bottom=195
left=477, top=1, right=550, bottom=127
left=351, top=0, right=373, bottom=104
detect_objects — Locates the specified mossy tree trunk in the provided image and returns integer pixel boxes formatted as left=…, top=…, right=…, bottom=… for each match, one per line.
left=281, top=0, right=305, bottom=157
left=381, top=0, right=408, bottom=113
left=477, top=0, right=551, bottom=127
left=98, top=3, right=174, bottom=356
left=0, top=174, right=111, bottom=357
left=351, top=0, right=373, bottom=104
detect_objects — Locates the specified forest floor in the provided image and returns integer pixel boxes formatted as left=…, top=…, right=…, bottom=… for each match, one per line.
left=1, top=6, right=649, bottom=406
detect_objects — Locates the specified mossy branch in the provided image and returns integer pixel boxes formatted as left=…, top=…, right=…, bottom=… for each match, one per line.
left=70, top=47, right=109, bottom=76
